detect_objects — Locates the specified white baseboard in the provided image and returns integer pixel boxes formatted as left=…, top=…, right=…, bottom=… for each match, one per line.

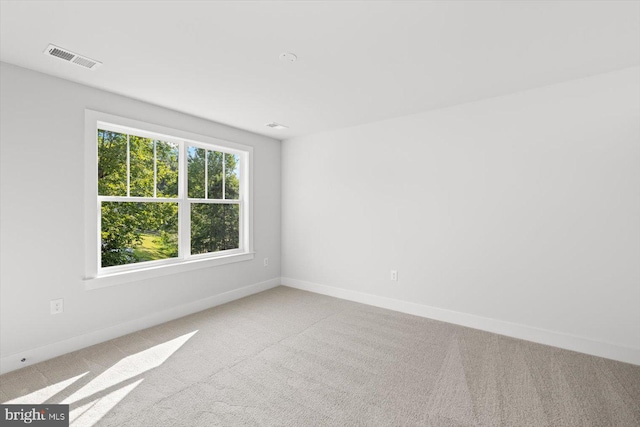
left=0, top=277, right=281, bottom=375
left=4, top=276, right=637, bottom=375
left=281, top=277, right=640, bottom=366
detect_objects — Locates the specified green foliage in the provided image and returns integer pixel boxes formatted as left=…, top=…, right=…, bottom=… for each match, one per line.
left=187, top=147, right=205, bottom=198
left=98, top=130, right=127, bottom=196
left=99, top=129, right=179, bottom=267
left=187, top=148, right=239, bottom=200
left=207, top=150, right=223, bottom=199
left=188, top=148, right=240, bottom=254
left=129, top=136, right=154, bottom=197
left=191, top=203, right=239, bottom=254
left=133, top=233, right=178, bottom=262
left=98, top=130, right=240, bottom=267
left=225, top=154, right=240, bottom=199
left=101, top=202, right=178, bottom=267
left=156, top=141, right=179, bottom=197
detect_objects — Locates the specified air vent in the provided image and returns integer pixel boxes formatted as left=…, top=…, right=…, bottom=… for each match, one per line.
left=43, top=44, right=102, bottom=70
left=265, top=122, right=288, bottom=130
left=49, top=47, right=74, bottom=61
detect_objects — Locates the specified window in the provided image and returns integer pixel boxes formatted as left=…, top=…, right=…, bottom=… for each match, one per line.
left=85, top=111, right=253, bottom=283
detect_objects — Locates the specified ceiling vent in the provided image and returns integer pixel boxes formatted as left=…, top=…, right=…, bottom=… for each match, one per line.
left=265, top=122, right=289, bottom=130
left=43, top=44, right=102, bottom=70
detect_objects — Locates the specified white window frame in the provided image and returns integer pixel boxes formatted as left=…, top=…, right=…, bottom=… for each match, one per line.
left=84, top=110, right=254, bottom=289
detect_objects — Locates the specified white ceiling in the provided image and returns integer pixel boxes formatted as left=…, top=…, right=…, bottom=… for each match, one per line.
left=1, top=1, right=639, bottom=139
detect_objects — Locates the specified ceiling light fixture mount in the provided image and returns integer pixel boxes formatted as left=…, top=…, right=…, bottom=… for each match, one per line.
left=266, top=122, right=289, bottom=130
left=279, top=52, right=297, bottom=63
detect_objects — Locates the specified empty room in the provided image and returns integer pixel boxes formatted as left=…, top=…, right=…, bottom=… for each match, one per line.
left=1, top=1, right=639, bottom=426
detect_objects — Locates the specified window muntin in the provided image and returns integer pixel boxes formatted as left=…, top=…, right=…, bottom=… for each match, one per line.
left=185, top=145, right=242, bottom=256
left=95, top=122, right=248, bottom=275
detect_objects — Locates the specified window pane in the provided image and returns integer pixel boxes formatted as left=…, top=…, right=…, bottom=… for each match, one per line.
left=190, top=203, right=239, bottom=255
left=98, top=129, right=127, bottom=196
left=207, top=150, right=223, bottom=199
left=187, top=146, right=205, bottom=198
left=101, top=202, right=178, bottom=268
left=156, top=141, right=179, bottom=198
left=129, top=135, right=154, bottom=197
left=224, top=153, right=240, bottom=200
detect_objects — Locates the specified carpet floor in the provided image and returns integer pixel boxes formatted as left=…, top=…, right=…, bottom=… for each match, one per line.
left=1, top=286, right=639, bottom=426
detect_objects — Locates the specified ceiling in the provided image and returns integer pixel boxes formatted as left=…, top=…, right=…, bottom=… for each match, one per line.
left=1, top=1, right=639, bottom=139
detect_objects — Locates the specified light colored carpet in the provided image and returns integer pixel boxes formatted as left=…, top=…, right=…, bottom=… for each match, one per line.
left=1, top=286, right=639, bottom=426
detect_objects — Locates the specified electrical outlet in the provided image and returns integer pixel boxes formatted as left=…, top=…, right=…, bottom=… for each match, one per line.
left=390, top=270, right=398, bottom=281
left=264, top=257, right=269, bottom=267
left=50, top=299, right=63, bottom=315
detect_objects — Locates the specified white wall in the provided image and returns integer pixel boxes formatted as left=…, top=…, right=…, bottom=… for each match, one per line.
left=0, top=62, right=281, bottom=372
left=282, top=67, right=640, bottom=363
left=2, top=61, right=638, bottom=370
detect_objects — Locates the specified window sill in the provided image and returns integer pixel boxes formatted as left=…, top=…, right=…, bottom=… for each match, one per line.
left=84, top=252, right=255, bottom=290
